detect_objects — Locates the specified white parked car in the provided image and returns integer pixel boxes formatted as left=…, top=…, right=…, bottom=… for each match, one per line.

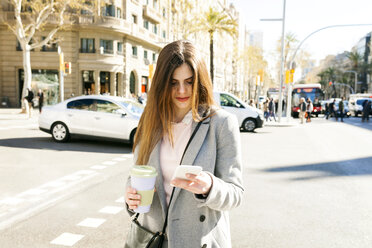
left=213, top=91, right=264, bottom=132
left=39, top=95, right=144, bottom=143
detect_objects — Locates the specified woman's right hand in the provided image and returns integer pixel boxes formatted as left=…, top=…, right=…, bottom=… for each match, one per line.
left=125, top=187, right=141, bottom=210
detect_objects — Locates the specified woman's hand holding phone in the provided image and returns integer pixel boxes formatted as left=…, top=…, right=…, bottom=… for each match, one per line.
left=171, top=166, right=212, bottom=195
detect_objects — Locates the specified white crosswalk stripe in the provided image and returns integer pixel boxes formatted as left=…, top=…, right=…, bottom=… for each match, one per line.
left=50, top=233, right=84, bottom=246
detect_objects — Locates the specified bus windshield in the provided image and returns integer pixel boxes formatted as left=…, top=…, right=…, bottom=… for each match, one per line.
left=292, top=88, right=324, bottom=107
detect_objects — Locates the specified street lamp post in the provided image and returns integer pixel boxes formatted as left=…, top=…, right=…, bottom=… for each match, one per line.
left=345, top=70, right=358, bottom=93
left=260, top=0, right=286, bottom=122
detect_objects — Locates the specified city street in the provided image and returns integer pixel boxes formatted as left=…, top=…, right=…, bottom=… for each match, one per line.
left=0, top=109, right=372, bottom=247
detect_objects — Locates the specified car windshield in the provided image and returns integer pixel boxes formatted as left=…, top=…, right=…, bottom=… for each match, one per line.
left=118, top=100, right=144, bottom=116
left=356, top=99, right=370, bottom=105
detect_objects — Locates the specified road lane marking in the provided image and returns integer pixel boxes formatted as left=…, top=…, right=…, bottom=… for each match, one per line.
left=77, top=218, right=106, bottom=228
left=98, top=206, right=124, bottom=214
left=50, top=233, right=84, bottom=246
left=113, top=157, right=126, bottom=161
left=90, top=165, right=107, bottom=170
left=102, top=161, right=117, bottom=166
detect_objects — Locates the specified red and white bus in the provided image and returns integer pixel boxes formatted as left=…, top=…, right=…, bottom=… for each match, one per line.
left=291, top=83, right=324, bottom=117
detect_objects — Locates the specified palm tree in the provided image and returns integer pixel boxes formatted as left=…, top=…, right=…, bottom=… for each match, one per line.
left=191, top=7, right=237, bottom=83
left=346, top=51, right=362, bottom=71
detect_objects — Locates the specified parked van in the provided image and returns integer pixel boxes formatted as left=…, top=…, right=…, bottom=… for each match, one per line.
left=213, top=91, right=264, bottom=132
left=348, top=94, right=372, bottom=117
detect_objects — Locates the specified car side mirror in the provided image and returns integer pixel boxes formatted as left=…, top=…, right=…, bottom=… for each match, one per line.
left=115, top=109, right=127, bottom=117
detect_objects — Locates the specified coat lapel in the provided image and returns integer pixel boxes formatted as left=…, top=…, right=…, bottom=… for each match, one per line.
left=169, top=117, right=210, bottom=213
left=147, top=141, right=167, bottom=219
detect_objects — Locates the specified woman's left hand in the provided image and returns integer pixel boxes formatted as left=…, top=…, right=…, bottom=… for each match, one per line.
left=171, top=171, right=213, bottom=195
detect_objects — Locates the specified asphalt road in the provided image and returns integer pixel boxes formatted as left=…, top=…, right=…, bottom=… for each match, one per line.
left=0, top=109, right=372, bottom=247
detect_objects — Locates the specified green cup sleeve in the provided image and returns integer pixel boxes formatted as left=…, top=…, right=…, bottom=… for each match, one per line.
left=137, top=189, right=155, bottom=206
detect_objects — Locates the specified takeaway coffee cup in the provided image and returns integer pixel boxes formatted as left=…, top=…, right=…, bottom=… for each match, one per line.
left=130, top=165, right=157, bottom=213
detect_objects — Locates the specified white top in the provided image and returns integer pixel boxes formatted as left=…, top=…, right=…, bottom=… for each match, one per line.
left=160, top=111, right=192, bottom=204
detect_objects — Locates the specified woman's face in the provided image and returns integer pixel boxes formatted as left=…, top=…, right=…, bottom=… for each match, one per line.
left=171, top=63, right=193, bottom=116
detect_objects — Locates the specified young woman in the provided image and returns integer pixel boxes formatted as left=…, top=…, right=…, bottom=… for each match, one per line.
left=125, top=40, right=244, bottom=248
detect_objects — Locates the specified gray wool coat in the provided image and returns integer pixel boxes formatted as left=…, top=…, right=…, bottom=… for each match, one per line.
left=126, top=108, right=244, bottom=248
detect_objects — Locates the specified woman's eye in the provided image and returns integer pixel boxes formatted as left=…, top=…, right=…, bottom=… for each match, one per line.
left=186, top=81, right=193, bottom=85
left=171, top=81, right=178, bottom=86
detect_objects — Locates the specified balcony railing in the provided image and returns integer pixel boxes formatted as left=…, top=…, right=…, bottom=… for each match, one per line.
left=142, top=5, right=161, bottom=24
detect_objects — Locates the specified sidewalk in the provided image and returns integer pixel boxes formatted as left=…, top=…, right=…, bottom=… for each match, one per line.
left=264, top=117, right=299, bottom=127
left=0, top=108, right=39, bottom=121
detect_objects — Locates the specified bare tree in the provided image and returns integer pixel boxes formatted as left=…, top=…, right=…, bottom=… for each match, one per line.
left=2, top=0, right=92, bottom=108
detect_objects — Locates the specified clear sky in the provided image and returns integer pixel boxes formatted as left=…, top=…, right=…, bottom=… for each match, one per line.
left=233, top=0, right=372, bottom=66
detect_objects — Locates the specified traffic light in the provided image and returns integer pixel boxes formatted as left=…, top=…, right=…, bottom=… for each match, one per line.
left=258, top=69, right=264, bottom=82
left=290, top=69, right=294, bottom=83
left=149, top=64, right=154, bottom=80
left=64, top=62, right=71, bottom=74
left=285, top=70, right=290, bottom=84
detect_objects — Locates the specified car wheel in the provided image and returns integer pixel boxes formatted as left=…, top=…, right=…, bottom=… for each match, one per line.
left=130, top=128, right=136, bottom=146
left=51, top=122, right=70, bottom=142
left=242, top=118, right=256, bottom=132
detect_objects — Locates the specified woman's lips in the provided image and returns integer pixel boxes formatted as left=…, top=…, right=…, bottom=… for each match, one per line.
left=176, top=97, right=190, bottom=102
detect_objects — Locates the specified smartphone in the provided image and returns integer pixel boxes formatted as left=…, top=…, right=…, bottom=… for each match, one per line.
left=172, top=165, right=202, bottom=180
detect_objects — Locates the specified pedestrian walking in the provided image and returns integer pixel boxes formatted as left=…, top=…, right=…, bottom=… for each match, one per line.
left=263, top=98, right=269, bottom=121
left=306, top=98, right=313, bottom=122
left=268, top=98, right=276, bottom=121
left=338, top=97, right=345, bottom=122
left=325, top=102, right=330, bottom=120
left=362, top=100, right=371, bottom=122
left=124, top=40, right=243, bottom=248
left=329, top=99, right=336, bottom=119
left=26, top=88, right=34, bottom=118
left=37, top=89, right=44, bottom=113
left=299, top=97, right=306, bottom=124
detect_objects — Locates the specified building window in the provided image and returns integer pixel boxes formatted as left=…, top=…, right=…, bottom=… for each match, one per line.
left=100, top=39, right=113, bottom=54
left=117, top=42, right=123, bottom=55
left=144, top=50, right=148, bottom=59
left=162, top=30, right=166, bottom=39
left=153, top=24, right=158, bottom=34
left=102, top=4, right=115, bottom=17
left=16, top=41, right=22, bottom=51
left=143, top=20, right=149, bottom=30
left=153, top=0, right=158, bottom=9
left=117, top=8, right=121, bottom=18
left=132, top=46, right=137, bottom=57
left=82, top=70, right=94, bottom=95
left=41, top=37, right=58, bottom=52
left=100, top=71, right=110, bottom=94
left=16, top=40, right=35, bottom=51
left=132, top=14, right=137, bottom=24
left=80, top=38, right=95, bottom=53
left=162, top=8, right=166, bottom=18
left=81, top=1, right=93, bottom=15
left=152, top=53, right=156, bottom=63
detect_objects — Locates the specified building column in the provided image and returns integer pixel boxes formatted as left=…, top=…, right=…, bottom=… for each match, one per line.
left=118, top=72, right=123, bottom=97
left=110, top=72, right=116, bottom=96
left=124, top=72, right=130, bottom=98
left=94, top=70, right=100, bottom=94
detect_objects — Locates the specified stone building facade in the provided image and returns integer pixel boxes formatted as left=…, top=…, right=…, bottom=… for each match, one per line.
left=0, top=0, right=242, bottom=108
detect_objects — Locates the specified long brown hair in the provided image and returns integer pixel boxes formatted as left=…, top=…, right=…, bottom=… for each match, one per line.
left=133, top=40, right=215, bottom=165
